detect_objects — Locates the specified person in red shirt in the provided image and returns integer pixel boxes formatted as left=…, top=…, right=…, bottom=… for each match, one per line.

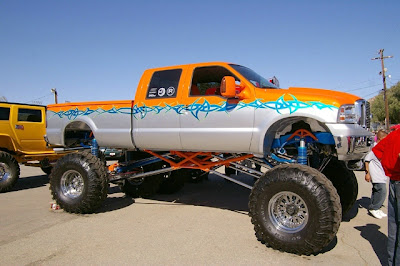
left=372, top=129, right=400, bottom=266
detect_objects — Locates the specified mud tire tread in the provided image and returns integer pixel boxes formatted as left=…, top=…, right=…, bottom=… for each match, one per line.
left=49, top=152, right=108, bottom=213
left=249, top=164, right=341, bottom=255
left=322, top=158, right=358, bottom=215
left=0, top=151, right=20, bottom=193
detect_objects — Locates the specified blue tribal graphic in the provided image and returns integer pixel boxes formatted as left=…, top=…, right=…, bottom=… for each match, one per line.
left=49, top=94, right=337, bottom=120
left=50, top=106, right=132, bottom=120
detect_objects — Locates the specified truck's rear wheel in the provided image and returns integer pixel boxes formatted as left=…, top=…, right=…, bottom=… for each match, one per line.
left=185, top=169, right=208, bottom=183
left=225, top=166, right=236, bottom=176
left=40, top=159, right=53, bottom=175
left=120, top=175, right=163, bottom=198
left=158, top=169, right=185, bottom=194
left=249, top=164, right=341, bottom=255
left=49, top=152, right=108, bottom=213
left=322, top=158, right=358, bottom=215
left=119, top=161, right=165, bottom=198
left=0, top=151, right=20, bottom=193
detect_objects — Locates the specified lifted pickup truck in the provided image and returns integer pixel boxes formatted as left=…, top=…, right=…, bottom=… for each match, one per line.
left=0, top=102, right=67, bottom=192
left=46, top=62, right=373, bottom=255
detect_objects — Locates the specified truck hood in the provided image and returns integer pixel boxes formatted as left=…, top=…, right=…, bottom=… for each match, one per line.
left=255, top=87, right=361, bottom=108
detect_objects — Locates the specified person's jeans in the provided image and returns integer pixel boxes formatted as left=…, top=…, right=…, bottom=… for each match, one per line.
left=369, top=183, right=387, bottom=210
left=387, top=180, right=400, bottom=265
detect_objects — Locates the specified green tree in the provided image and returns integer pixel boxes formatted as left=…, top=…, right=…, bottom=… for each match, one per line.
left=371, top=81, right=400, bottom=124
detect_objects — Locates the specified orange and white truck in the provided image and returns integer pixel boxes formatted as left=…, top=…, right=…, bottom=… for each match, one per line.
left=45, top=62, right=373, bottom=255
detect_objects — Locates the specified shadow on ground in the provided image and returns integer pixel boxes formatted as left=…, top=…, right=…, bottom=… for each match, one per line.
left=101, top=173, right=251, bottom=214
left=342, top=197, right=371, bottom=222
left=11, top=174, right=49, bottom=191
left=148, top=174, right=252, bottom=213
left=97, top=196, right=135, bottom=213
left=354, top=224, right=388, bottom=265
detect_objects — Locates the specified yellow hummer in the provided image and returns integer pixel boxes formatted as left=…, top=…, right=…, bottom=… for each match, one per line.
left=0, top=102, right=65, bottom=192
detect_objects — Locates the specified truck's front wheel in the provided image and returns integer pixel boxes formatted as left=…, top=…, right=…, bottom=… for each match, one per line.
left=249, top=164, right=341, bottom=255
left=322, top=158, right=358, bottom=215
left=0, top=151, right=20, bottom=193
left=50, top=152, right=108, bottom=213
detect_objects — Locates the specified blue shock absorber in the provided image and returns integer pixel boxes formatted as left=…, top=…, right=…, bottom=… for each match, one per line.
left=297, top=138, right=307, bottom=165
left=91, top=138, right=99, bottom=157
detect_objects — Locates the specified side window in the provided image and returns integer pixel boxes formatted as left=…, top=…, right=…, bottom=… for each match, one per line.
left=147, top=69, right=182, bottom=99
left=0, top=107, right=10, bottom=120
left=190, top=66, right=238, bottom=96
left=18, top=108, right=42, bottom=122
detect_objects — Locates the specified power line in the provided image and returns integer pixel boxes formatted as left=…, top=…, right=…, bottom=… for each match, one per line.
left=362, top=90, right=382, bottom=99
left=343, top=83, right=382, bottom=93
left=26, top=93, right=52, bottom=104
left=334, top=78, right=381, bottom=91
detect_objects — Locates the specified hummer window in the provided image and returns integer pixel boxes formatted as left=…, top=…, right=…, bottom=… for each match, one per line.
left=190, top=66, right=238, bottom=96
left=18, top=108, right=42, bottom=122
left=0, top=107, right=10, bottom=120
left=147, top=69, right=182, bottom=99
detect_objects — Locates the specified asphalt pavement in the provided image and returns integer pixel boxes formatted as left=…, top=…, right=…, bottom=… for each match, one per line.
left=0, top=165, right=388, bottom=265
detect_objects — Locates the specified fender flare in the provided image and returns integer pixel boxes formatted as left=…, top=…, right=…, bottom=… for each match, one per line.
left=256, top=115, right=333, bottom=156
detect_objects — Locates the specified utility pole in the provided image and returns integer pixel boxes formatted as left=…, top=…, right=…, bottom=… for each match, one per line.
left=51, top=88, right=58, bottom=104
left=372, top=49, right=393, bottom=131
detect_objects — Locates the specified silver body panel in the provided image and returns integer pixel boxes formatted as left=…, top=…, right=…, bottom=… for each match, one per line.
left=46, top=104, right=135, bottom=149
left=46, top=96, right=373, bottom=160
left=132, top=105, right=181, bottom=150
left=179, top=97, right=255, bottom=152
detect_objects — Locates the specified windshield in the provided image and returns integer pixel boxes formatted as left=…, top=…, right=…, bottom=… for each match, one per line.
left=229, top=64, right=278, bottom=89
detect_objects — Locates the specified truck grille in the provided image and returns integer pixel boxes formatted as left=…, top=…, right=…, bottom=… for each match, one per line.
left=365, top=101, right=371, bottom=128
left=355, top=99, right=370, bottom=129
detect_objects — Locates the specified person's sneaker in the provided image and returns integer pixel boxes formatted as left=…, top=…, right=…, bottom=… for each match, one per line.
left=369, top=209, right=383, bottom=219
left=378, top=210, right=387, bottom=217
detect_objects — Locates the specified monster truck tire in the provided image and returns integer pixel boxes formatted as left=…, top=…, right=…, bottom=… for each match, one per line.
left=158, top=169, right=186, bottom=194
left=185, top=169, right=208, bottom=183
left=249, top=164, right=341, bottom=255
left=119, top=162, right=165, bottom=198
left=120, top=176, right=163, bottom=198
left=81, top=149, right=106, bottom=166
left=49, top=152, right=108, bottom=213
left=322, top=158, right=358, bottom=215
left=41, top=166, right=53, bottom=175
left=225, top=166, right=236, bottom=176
left=0, top=151, right=20, bottom=193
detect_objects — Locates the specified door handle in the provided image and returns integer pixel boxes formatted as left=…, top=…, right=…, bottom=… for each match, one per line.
left=15, top=125, right=24, bottom=130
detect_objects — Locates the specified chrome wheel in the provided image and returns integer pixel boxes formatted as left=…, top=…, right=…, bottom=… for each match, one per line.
left=268, top=191, right=309, bottom=233
left=0, top=162, right=12, bottom=183
left=60, top=170, right=84, bottom=199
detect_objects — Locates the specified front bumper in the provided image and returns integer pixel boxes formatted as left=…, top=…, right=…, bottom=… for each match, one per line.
left=334, top=135, right=373, bottom=160
left=326, top=123, right=374, bottom=161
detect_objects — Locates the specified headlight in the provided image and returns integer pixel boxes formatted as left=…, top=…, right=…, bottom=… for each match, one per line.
left=338, top=104, right=357, bottom=123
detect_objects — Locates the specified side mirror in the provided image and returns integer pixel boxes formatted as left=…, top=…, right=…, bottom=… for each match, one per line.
left=220, top=76, right=236, bottom=98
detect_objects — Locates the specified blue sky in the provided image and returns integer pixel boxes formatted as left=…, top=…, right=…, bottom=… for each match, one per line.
left=1, top=0, right=399, bottom=105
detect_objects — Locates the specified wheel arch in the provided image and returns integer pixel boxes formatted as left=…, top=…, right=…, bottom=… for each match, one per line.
left=260, top=115, right=334, bottom=155
left=63, top=118, right=96, bottom=148
left=0, top=135, right=18, bottom=153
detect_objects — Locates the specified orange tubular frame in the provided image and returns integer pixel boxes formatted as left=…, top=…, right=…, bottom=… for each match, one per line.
left=144, top=150, right=254, bottom=171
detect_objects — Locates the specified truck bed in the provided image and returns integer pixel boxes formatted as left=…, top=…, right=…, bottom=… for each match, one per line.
left=47, top=100, right=135, bottom=149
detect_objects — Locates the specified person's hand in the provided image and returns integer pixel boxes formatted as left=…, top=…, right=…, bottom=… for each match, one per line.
left=365, top=172, right=371, bottom=182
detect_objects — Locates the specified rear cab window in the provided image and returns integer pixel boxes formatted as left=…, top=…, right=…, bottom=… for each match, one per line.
left=146, top=69, right=182, bottom=99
